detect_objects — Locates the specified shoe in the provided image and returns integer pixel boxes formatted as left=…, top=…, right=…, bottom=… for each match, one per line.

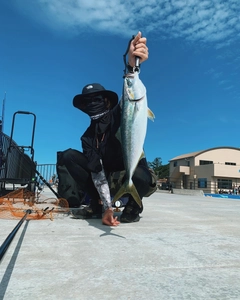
left=71, top=204, right=103, bottom=219
left=71, top=205, right=93, bottom=219
left=120, top=197, right=143, bottom=223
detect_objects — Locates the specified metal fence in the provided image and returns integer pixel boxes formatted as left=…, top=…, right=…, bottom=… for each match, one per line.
left=36, top=164, right=57, bottom=185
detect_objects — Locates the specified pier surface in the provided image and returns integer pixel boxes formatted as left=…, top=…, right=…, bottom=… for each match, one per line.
left=1, top=190, right=240, bottom=300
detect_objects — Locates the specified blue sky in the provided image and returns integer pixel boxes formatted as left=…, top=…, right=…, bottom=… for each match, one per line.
left=0, top=0, right=240, bottom=165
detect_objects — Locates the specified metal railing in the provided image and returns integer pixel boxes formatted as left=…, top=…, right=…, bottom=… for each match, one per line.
left=36, top=164, right=57, bottom=185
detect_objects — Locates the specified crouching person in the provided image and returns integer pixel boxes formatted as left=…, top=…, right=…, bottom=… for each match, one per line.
left=57, top=32, right=157, bottom=226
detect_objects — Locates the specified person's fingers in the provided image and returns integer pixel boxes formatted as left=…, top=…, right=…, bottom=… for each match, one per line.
left=102, top=214, right=120, bottom=226
left=102, top=220, right=119, bottom=226
left=134, top=37, right=147, bottom=47
left=112, top=217, right=120, bottom=225
left=102, top=218, right=112, bottom=225
left=132, top=37, right=148, bottom=63
left=131, top=31, right=142, bottom=45
left=110, top=216, right=120, bottom=226
left=134, top=42, right=148, bottom=52
left=134, top=43, right=148, bottom=54
left=128, top=32, right=148, bottom=67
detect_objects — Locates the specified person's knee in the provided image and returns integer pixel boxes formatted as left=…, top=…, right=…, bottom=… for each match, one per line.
left=132, top=167, right=157, bottom=198
left=62, top=149, right=75, bottom=162
left=58, top=149, right=81, bottom=166
left=57, top=149, right=72, bottom=165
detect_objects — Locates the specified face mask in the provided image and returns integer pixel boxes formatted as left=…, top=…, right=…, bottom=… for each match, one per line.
left=94, top=112, right=111, bottom=134
left=84, top=95, right=107, bottom=117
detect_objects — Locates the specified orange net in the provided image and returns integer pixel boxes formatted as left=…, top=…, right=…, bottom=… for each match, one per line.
left=0, top=188, right=69, bottom=220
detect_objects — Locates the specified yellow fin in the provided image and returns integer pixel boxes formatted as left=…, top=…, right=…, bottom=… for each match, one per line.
left=147, top=108, right=155, bottom=122
left=112, top=180, right=142, bottom=208
left=140, top=151, right=145, bottom=160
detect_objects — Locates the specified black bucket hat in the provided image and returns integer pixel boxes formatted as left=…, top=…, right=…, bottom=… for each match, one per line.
left=73, top=83, right=118, bottom=113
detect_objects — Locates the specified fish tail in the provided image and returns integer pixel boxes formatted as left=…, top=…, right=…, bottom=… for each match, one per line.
left=112, top=179, right=142, bottom=208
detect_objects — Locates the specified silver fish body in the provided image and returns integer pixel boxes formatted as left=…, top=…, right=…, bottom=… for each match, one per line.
left=112, top=72, right=154, bottom=207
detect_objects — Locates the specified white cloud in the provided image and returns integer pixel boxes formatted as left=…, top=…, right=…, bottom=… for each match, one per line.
left=218, top=79, right=230, bottom=85
left=11, top=0, right=240, bottom=46
left=224, top=85, right=234, bottom=91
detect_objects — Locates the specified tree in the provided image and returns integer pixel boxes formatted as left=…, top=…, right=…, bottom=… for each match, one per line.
left=148, top=157, right=169, bottom=179
left=148, top=157, right=162, bottom=170
left=158, top=163, right=170, bottom=179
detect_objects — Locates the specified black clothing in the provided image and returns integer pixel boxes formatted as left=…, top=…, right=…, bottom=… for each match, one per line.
left=81, top=104, right=124, bottom=173
left=58, top=149, right=100, bottom=205
left=59, top=148, right=153, bottom=204
left=120, top=197, right=143, bottom=223
left=59, top=102, right=156, bottom=208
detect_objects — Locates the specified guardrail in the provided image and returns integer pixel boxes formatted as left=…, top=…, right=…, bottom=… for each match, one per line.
left=36, top=164, right=57, bottom=185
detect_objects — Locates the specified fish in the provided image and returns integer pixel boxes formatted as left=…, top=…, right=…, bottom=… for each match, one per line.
left=112, top=71, right=155, bottom=207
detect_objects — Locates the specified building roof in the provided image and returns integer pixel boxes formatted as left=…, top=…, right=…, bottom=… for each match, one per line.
left=169, top=146, right=240, bottom=161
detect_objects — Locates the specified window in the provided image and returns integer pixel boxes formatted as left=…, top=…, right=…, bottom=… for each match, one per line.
left=198, top=178, right=207, bottom=188
left=225, top=162, right=236, bottom=166
left=173, top=161, right=178, bottom=167
left=200, top=160, right=213, bottom=165
left=218, top=179, right=232, bottom=189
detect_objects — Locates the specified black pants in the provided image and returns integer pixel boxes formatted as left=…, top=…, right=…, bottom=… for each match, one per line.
left=58, top=148, right=154, bottom=205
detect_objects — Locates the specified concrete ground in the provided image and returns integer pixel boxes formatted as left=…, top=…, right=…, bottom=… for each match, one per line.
left=0, top=190, right=240, bottom=300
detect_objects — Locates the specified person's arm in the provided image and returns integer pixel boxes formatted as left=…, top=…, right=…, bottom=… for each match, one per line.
left=81, top=130, right=102, bottom=173
left=91, top=167, right=112, bottom=211
left=81, top=133, right=112, bottom=210
left=81, top=133, right=119, bottom=226
left=91, top=168, right=120, bottom=226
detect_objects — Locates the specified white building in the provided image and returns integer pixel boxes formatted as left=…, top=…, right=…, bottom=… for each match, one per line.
left=169, top=147, right=240, bottom=193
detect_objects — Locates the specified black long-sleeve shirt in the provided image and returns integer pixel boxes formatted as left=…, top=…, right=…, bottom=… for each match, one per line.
left=80, top=103, right=124, bottom=210
left=81, top=103, right=124, bottom=174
